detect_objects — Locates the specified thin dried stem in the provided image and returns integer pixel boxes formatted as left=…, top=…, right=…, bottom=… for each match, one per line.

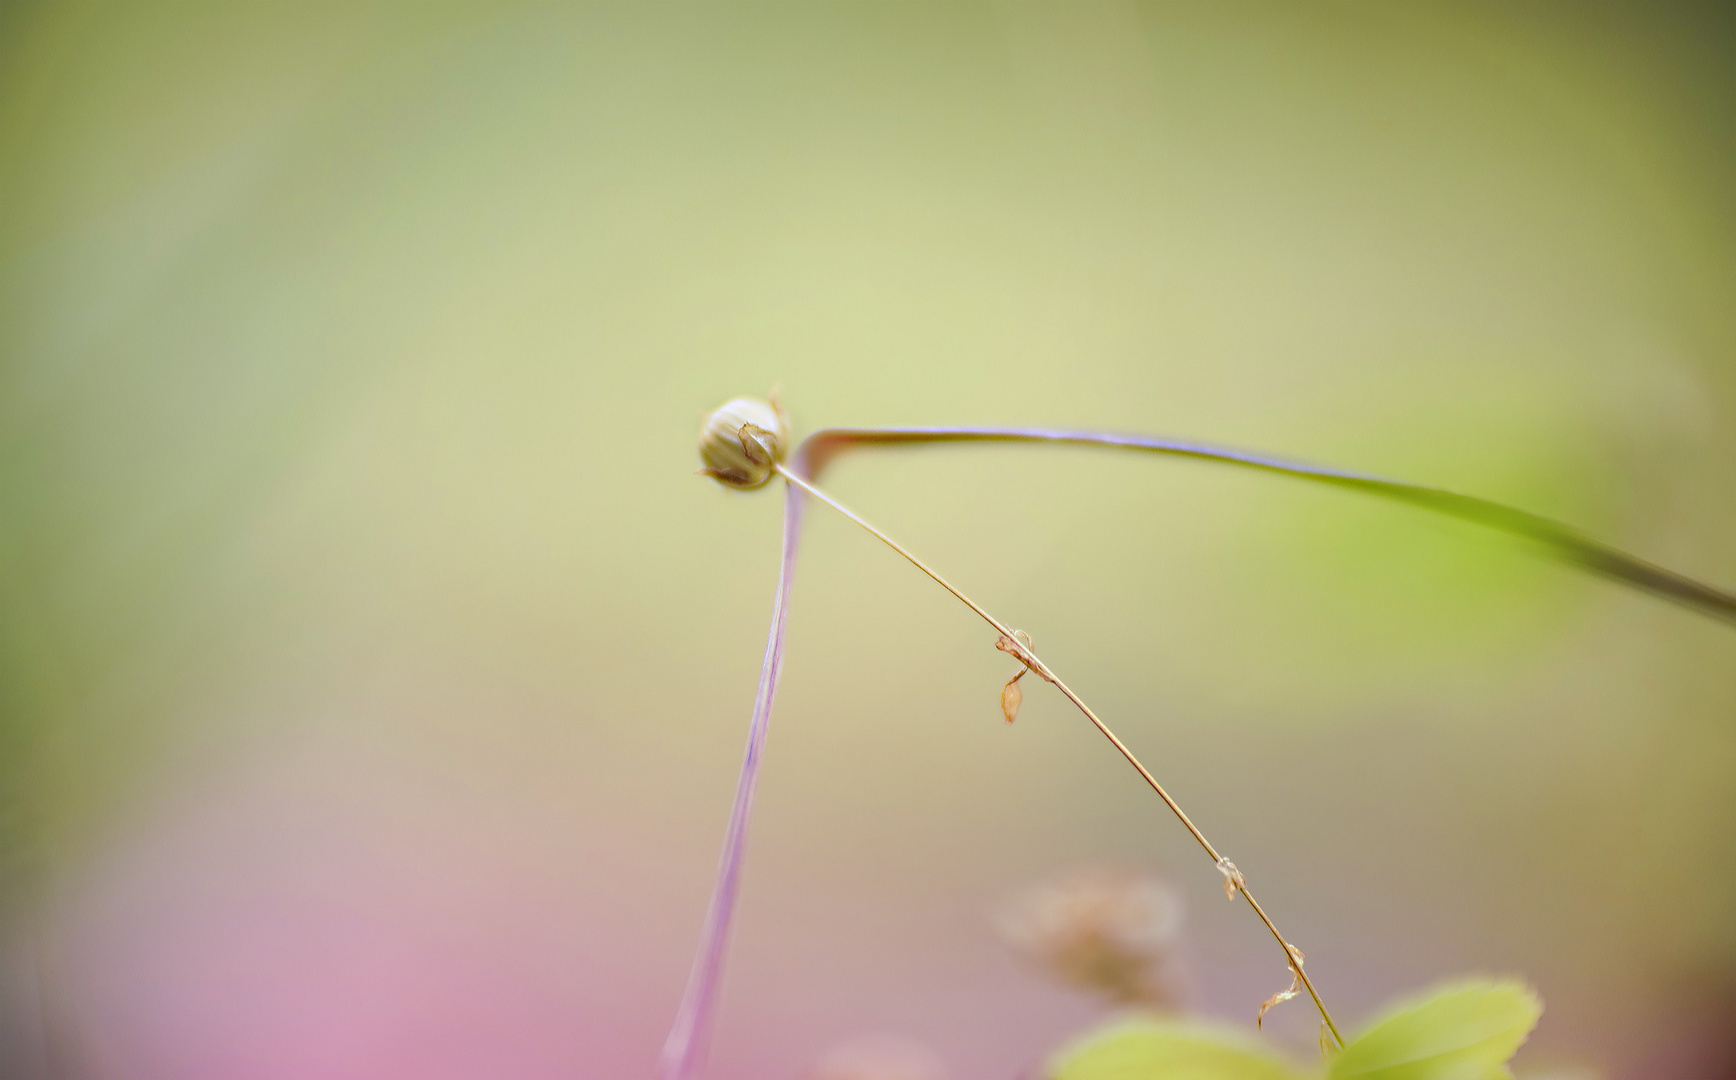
left=774, top=463, right=1345, bottom=1046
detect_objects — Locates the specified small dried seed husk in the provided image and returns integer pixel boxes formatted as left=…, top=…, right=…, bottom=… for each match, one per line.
left=1215, top=857, right=1247, bottom=902
left=1001, top=675, right=1024, bottom=723
left=1257, top=944, right=1305, bottom=1029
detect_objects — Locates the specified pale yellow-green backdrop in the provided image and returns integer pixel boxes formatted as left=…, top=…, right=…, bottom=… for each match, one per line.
left=1, top=5, right=1733, bottom=1079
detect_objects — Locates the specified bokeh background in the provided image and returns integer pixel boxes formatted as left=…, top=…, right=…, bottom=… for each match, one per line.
left=2, top=4, right=1734, bottom=1079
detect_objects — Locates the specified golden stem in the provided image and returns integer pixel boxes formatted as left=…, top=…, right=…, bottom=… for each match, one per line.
left=774, top=463, right=1343, bottom=1047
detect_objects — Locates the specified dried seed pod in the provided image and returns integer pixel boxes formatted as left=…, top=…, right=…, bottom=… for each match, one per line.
left=1000, top=674, right=1024, bottom=723
left=1215, top=857, right=1246, bottom=902
left=1257, top=944, right=1306, bottom=1029
left=698, top=396, right=789, bottom=489
left=996, top=628, right=1035, bottom=722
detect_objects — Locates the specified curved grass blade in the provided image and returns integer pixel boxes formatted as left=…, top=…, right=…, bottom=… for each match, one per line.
left=658, top=471, right=808, bottom=1080
left=802, top=426, right=1736, bottom=626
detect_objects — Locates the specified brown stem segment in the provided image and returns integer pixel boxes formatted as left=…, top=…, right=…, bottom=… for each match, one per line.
left=773, top=462, right=1345, bottom=1046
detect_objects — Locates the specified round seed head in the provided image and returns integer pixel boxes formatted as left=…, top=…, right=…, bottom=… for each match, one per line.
left=698, top=396, right=788, bottom=490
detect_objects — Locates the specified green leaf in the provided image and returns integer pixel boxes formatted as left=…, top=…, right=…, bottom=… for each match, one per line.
left=1327, top=980, right=1542, bottom=1080
left=1049, top=1016, right=1312, bottom=1080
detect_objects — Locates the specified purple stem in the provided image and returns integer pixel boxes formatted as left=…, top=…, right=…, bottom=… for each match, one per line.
left=658, top=458, right=808, bottom=1080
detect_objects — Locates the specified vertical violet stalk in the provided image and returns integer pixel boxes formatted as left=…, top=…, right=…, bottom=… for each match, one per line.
left=656, top=481, right=804, bottom=1080
left=659, top=399, right=809, bottom=1080
left=662, top=397, right=1736, bottom=1080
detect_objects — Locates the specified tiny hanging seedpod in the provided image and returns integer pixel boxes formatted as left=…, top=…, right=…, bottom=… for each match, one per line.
left=996, top=629, right=1035, bottom=723
left=1257, top=943, right=1306, bottom=1030
left=698, top=396, right=789, bottom=490
left=1000, top=674, right=1024, bottom=723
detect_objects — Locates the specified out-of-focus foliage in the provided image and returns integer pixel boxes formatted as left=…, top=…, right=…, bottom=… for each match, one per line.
left=1049, top=981, right=1541, bottom=1080
left=1327, top=981, right=1542, bottom=1080
left=1049, top=1017, right=1308, bottom=1080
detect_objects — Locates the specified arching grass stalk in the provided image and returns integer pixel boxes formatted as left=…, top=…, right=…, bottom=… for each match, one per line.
left=799, top=426, right=1736, bottom=626
left=662, top=400, right=1736, bottom=1080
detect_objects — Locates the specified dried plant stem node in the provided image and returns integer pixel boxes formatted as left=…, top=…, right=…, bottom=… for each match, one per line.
left=996, top=630, right=1036, bottom=723
left=698, top=395, right=789, bottom=489
left=1215, top=857, right=1247, bottom=902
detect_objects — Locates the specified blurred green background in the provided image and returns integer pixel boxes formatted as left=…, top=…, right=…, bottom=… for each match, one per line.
left=1, top=4, right=1733, bottom=1079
